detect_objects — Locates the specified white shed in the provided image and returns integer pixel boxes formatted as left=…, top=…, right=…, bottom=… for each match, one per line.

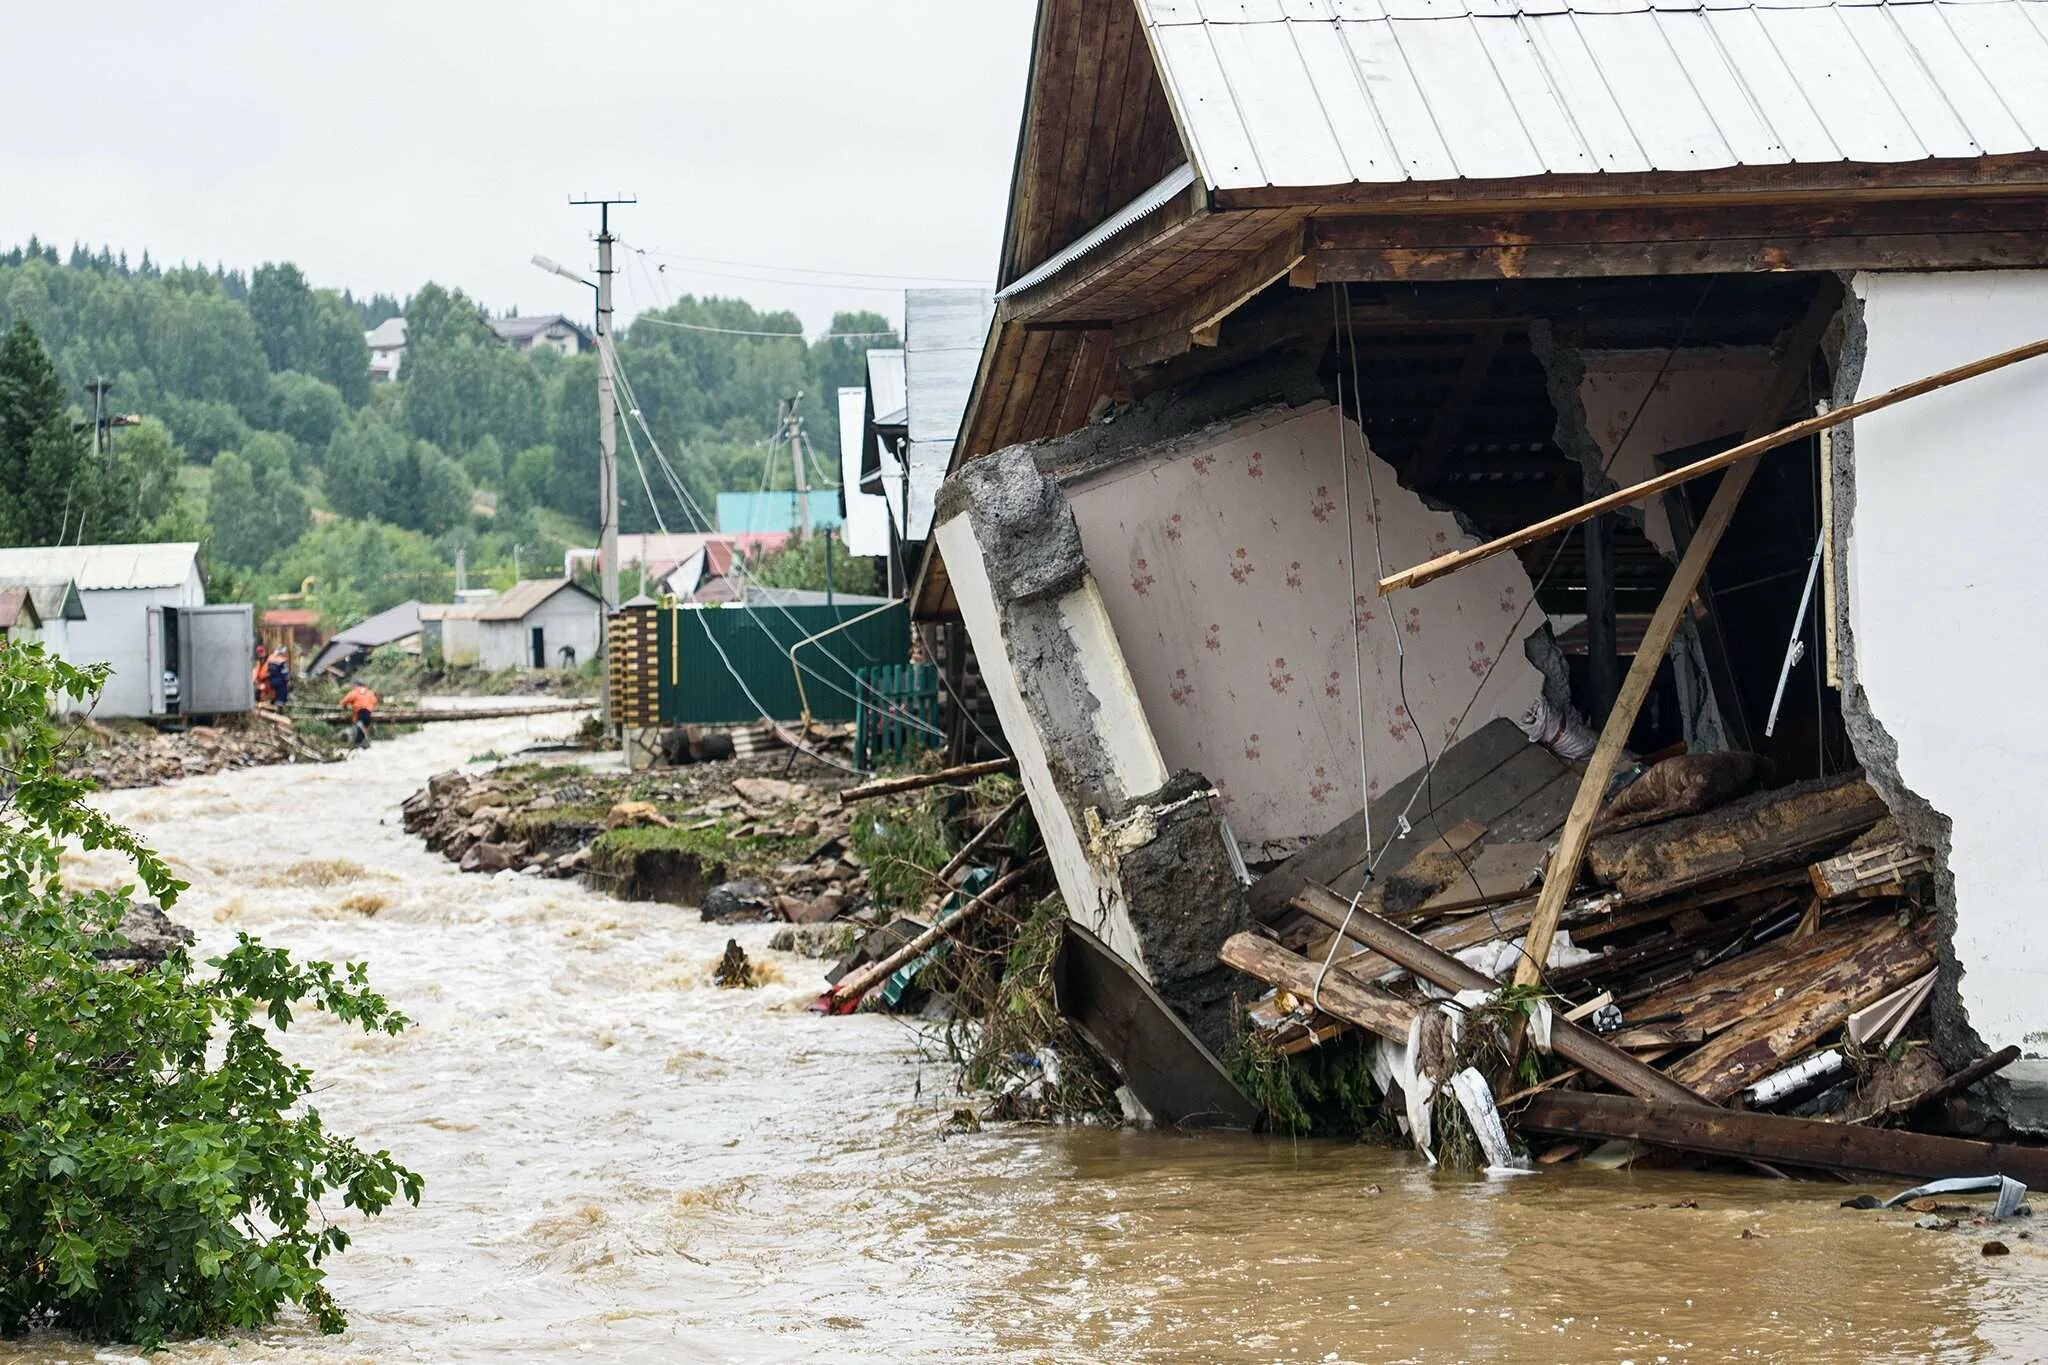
left=0, top=576, right=86, bottom=668
left=0, top=543, right=248, bottom=718
left=475, top=579, right=601, bottom=671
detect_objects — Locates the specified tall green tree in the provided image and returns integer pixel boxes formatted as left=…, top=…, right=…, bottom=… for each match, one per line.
left=0, top=321, right=95, bottom=544
left=207, top=433, right=309, bottom=568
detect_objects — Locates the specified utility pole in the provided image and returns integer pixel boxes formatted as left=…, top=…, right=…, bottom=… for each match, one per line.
left=784, top=393, right=811, bottom=540
left=569, top=193, right=634, bottom=729
left=84, top=378, right=112, bottom=466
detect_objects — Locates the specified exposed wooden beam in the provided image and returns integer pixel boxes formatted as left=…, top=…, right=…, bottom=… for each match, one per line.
left=1216, top=152, right=2048, bottom=214
left=1499, top=284, right=1844, bottom=1047
left=1113, top=225, right=1310, bottom=368
left=1381, top=327, right=2048, bottom=596
left=1408, top=322, right=1506, bottom=484
left=1303, top=197, right=2048, bottom=283
left=1517, top=1090, right=2048, bottom=1186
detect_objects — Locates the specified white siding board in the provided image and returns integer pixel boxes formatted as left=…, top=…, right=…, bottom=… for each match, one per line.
left=1290, top=20, right=1409, bottom=179
left=1397, top=17, right=1551, bottom=178
left=1152, top=23, right=1270, bottom=186
left=1522, top=14, right=1655, bottom=170
left=1887, top=4, right=2032, bottom=153
left=1340, top=20, right=1462, bottom=178
left=1698, top=8, right=1845, bottom=160
left=1577, top=10, right=1736, bottom=167
left=1209, top=20, right=1354, bottom=187
left=1473, top=19, right=1601, bottom=174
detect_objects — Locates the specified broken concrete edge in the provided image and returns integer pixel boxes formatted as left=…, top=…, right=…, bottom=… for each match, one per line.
left=1826, top=275, right=1989, bottom=1108
left=939, top=435, right=1257, bottom=1057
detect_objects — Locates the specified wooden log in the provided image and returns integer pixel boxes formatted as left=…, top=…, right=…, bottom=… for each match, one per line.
left=838, top=757, right=1019, bottom=804
left=1502, top=284, right=1843, bottom=1035
left=1377, top=331, right=2048, bottom=596
left=1291, top=884, right=1712, bottom=1108
left=828, top=865, right=1036, bottom=1006
left=290, top=700, right=596, bottom=724
left=1810, top=837, right=1933, bottom=903
left=1516, top=1090, right=2048, bottom=1186
left=1293, top=882, right=1541, bottom=981
left=1217, top=932, right=1419, bottom=1045
left=1584, top=778, right=1887, bottom=901
left=1874, top=1045, right=2023, bottom=1121
left=1663, top=916, right=1936, bottom=1100
left=932, top=791, right=1029, bottom=890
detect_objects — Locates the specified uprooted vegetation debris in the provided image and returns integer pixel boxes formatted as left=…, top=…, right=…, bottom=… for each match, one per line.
left=62, top=712, right=343, bottom=790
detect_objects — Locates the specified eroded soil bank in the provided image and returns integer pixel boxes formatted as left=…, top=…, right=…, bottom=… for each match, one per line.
left=9, top=714, right=2047, bottom=1363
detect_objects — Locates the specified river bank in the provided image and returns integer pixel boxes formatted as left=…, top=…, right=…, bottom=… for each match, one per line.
left=14, top=714, right=2048, bottom=1363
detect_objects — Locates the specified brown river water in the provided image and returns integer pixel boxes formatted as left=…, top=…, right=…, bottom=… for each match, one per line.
left=8, top=710, right=2046, bottom=1363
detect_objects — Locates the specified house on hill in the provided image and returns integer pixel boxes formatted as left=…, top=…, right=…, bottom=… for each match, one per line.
left=489, top=314, right=592, bottom=357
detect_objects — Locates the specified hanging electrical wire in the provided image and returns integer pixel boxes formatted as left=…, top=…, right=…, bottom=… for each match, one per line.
left=621, top=239, right=985, bottom=287
left=601, top=344, right=949, bottom=741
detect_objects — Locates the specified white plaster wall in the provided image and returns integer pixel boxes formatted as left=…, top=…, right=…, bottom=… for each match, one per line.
left=1064, top=402, right=1546, bottom=856
left=478, top=595, right=600, bottom=670
left=67, top=580, right=206, bottom=718
left=1846, top=269, right=2048, bottom=1052
left=1577, top=348, right=1777, bottom=556
left=934, top=513, right=1152, bottom=973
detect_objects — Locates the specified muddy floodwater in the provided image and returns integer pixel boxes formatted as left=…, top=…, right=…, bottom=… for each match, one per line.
left=9, top=712, right=2046, bottom=1363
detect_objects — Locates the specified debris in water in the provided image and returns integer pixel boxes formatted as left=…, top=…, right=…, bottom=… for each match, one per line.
left=714, top=939, right=757, bottom=989
left=1983, top=1240, right=2011, bottom=1256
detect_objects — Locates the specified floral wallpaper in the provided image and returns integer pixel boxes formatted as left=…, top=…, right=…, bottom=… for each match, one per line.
left=1064, top=403, right=1546, bottom=857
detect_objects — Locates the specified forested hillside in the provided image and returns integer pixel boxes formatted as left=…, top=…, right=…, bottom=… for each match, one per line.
left=0, top=239, right=895, bottom=624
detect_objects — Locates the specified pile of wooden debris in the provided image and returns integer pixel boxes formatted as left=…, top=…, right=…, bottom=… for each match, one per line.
left=1229, top=719, right=2045, bottom=1186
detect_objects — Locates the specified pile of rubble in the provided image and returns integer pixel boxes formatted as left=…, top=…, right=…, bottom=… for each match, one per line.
left=1229, top=724, right=2046, bottom=1186
left=399, top=759, right=869, bottom=908
left=67, top=713, right=338, bottom=791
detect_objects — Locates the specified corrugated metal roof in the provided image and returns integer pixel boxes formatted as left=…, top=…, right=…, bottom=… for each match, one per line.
left=866, top=349, right=907, bottom=428
left=904, top=290, right=995, bottom=447
left=0, top=542, right=201, bottom=592
left=838, top=386, right=894, bottom=558
left=0, top=586, right=39, bottom=631
left=476, top=579, right=597, bottom=622
left=1137, top=0, right=2048, bottom=192
left=999, top=163, right=1199, bottom=300
left=0, top=576, right=85, bottom=621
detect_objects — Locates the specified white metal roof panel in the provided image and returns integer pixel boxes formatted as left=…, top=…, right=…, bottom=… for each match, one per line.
left=865, top=349, right=907, bottom=429
left=837, top=386, right=893, bottom=558
left=1139, top=0, right=2048, bottom=192
left=0, top=542, right=201, bottom=592
left=903, top=289, right=995, bottom=447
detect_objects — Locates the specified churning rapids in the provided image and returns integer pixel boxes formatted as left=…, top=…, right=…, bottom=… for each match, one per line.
left=6, top=711, right=2046, bottom=1363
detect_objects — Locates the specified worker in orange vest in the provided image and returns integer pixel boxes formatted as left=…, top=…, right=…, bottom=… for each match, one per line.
left=339, top=681, right=379, bottom=748
left=252, top=644, right=273, bottom=705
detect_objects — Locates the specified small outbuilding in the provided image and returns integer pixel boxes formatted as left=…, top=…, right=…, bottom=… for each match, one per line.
left=309, top=600, right=423, bottom=677
left=475, top=579, right=601, bottom=671
left=0, top=543, right=251, bottom=718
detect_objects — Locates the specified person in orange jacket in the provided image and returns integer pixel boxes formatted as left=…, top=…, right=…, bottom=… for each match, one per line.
left=340, top=681, right=378, bottom=747
left=252, top=644, right=273, bottom=705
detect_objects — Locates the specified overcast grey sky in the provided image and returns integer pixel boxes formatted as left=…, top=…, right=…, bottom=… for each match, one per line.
left=3, top=0, right=1036, bottom=333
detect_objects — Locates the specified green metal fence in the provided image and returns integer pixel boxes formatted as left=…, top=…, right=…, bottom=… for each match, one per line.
left=655, top=602, right=909, bottom=726
left=853, top=663, right=940, bottom=769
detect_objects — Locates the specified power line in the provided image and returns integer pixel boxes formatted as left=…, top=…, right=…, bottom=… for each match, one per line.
left=621, top=239, right=986, bottom=287
left=631, top=315, right=896, bottom=341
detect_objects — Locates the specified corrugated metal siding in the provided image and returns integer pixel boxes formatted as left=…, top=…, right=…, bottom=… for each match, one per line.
left=1137, top=0, right=2048, bottom=191
left=656, top=602, right=910, bottom=725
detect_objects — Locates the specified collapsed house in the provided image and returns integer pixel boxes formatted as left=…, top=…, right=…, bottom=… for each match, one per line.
left=915, top=0, right=2048, bottom=1158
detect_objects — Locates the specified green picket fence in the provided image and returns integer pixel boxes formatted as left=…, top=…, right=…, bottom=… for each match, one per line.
left=854, top=663, right=939, bottom=769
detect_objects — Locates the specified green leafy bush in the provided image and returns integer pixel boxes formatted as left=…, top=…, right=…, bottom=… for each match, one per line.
left=0, top=644, right=420, bottom=1346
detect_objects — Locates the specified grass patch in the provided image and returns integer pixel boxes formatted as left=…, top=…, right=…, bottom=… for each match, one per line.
left=847, top=797, right=951, bottom=913
left=589, top=818, right=803, bottom=877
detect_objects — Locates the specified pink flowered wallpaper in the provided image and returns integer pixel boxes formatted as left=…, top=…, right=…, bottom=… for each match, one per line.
left=1065, top=403, right=1546, bottom=857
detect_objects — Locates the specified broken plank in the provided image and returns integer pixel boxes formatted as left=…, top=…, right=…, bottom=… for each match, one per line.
left=1248, top=717, right=1529, bottom=920
left=1516, top=1090, right=2048, bottom=1187
left=1810, top=837, right=1932, bottom=903
left=1053, top=921, right=1260, bottom=1130
left=1583, top=777, right=1887, bottom=902
left=1218, top=932, right=1418, bottom=1045
left=1664, top=918, right=1937, bottom=1100
left=838, top=757, right=1019, bottom=803
left=1291, top=884, right=1712, bottom=1108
